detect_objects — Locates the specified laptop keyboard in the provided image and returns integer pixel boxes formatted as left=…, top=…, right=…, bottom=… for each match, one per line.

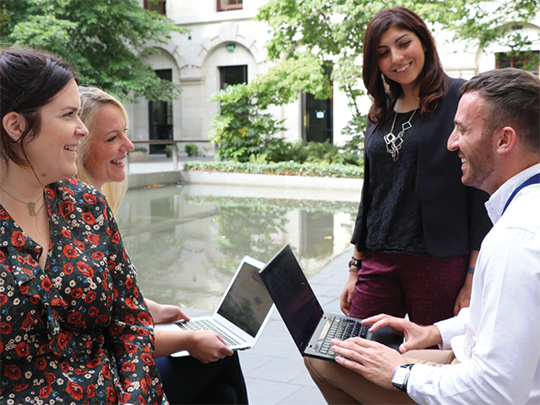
left=176, top=319, right=242, bottom=347
left=319, top=317, right=370, bottom=356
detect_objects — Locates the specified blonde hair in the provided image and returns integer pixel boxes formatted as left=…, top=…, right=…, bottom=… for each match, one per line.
left=77, top=86, right=130, bottom=214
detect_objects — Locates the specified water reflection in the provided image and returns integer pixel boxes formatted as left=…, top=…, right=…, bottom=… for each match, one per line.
left=115, top=184, right=358, bottom=310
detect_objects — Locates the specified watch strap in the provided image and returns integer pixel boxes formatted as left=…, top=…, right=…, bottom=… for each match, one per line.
left=348, top=256, right=362, bottom=271
left=392, top=363, right=414, bottom=392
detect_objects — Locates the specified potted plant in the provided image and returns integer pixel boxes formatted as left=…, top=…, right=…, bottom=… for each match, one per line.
left=128, top=147, right=149, bottom=162
left=185, top=143, right=198, bottom=157
left=164, top=144, right=174, bottom=158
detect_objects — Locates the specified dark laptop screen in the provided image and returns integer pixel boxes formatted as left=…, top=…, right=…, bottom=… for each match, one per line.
left=259, top=245, right=324, bottom=352
left=217, top=262, right=274, bottom=337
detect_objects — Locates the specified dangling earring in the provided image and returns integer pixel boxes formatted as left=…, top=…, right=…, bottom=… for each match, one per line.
left=381, top=73, right=390, bottom=93
left=12, top=136, right=19, bottom=142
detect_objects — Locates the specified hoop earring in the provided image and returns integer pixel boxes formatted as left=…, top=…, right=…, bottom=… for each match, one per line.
left=12, top=136, right=20, bottom=142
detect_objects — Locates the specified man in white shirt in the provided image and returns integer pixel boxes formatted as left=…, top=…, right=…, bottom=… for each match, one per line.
left=305, top=68, right=540, bottom=404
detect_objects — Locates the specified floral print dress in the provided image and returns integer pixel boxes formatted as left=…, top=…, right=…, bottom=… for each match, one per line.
left=0, top=178, right=167, bottom=404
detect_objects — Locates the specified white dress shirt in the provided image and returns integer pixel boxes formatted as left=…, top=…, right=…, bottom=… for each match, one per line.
left=407, top=163, right=540, bottom=404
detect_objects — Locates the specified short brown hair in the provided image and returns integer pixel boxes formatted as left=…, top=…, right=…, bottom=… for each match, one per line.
left=462, top=68, right=540, bottom=154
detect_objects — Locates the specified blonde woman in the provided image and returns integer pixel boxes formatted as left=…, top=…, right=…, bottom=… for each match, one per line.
left=77, top=86, right=248, bottom=404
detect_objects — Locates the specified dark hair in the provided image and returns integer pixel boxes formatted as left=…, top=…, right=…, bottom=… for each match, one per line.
left=363, top=7, right=446, bottom=124
left=0, top=48, right=79, bottom=167
left=462, top=68, right=540, bottom=154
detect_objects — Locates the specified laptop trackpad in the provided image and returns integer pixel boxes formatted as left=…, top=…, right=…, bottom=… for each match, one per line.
left=371, top=326, right=403, bottom=352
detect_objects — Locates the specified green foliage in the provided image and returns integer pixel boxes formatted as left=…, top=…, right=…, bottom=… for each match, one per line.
left=249, top=53, right=333, bottom=104
left=449, top=0, right=540, bottom=50
left=341, top=114, right=368, bottom=156
left=184, top=143, right=198, bottom=157
left=130, top=147, right=148, bottom=153
left=262, top=138, right=303, bottom=163
left=208, top=84, right=286, bottom=162
left=255, top=0, right=539, bottom=115
left=183, top=161, right=364, bottom=179
left=0, top=0, right=188, bottom=102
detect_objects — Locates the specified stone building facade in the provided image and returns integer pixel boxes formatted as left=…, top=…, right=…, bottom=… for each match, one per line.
left=126, top=0, right=540, bottom=156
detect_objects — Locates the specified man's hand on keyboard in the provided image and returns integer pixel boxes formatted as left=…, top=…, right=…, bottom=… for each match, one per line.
left=187, top=330, right=234, bottom=364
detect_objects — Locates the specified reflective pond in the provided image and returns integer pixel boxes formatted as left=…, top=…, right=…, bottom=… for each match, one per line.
left=115, top=183, right=360, bottom=310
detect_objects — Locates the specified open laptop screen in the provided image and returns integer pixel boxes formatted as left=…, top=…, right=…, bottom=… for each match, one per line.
left=217, top=262, right=273, bottom=337
left=260, top=245, right=324, bottom=351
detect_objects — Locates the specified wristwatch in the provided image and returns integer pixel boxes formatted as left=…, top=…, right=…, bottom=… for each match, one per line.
left=348, top=256, right=362, bottom=271
left=391, top=364, right=415, bottom=392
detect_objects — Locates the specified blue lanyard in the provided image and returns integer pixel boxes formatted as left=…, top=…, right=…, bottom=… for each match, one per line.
left=502, top=173, right=540, bottom=214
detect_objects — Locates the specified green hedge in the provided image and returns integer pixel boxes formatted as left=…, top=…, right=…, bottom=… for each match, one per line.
left=183, top=161, right=363, bottom=179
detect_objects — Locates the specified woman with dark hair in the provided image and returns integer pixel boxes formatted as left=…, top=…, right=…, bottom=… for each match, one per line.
left=0, top=48, right=166, bottom=404
left=340, top=7, right=492, bottom=326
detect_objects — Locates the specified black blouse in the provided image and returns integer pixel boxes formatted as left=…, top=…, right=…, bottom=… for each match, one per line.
left=364, top=110, right=428, bottom=255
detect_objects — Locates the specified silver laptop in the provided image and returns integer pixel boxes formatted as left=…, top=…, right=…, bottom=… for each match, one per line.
left=259, top=245, right=403, bottom=361
left=157, top=256, right=274, bottom=357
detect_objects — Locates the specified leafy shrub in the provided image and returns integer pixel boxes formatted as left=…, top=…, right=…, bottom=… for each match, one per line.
left=208, top=84, right=285, bottom=162
left=341, top=114, right=367, bottom=156
left=183, top=161, right=363, bottom=179
left=184, top=143, right=198, bottom=156
left=130, top=147, right=148, bottom=153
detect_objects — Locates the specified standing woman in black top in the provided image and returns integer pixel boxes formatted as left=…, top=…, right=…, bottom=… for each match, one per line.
left=340, top=7, right=492, bottom=325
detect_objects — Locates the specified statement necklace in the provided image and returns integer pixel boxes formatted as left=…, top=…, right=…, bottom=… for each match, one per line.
left=0, top=186, right=43, bottom=217
left=383, top=109, right=417, bottom=161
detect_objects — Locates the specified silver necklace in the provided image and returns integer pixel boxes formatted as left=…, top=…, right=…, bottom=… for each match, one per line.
left=383, top=109, right=417, bottom=161
left=0, top=186, right=44, bottom=217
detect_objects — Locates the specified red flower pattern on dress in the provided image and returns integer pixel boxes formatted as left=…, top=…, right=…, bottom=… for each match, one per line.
left=88, top=233, right=100, bottom=245
left=21, top=312, right=33, bottom=329
left=0, top=179, right=166, bottom=404
left=82, top=212, right=96, bottom=225
left=15, top=342, right=29, bottom=357
left=0, top=322, right=13, bottom=335
left=63, top=245, right=77, bottom=258
left=39, top=385, right=52, bottom=398
left=59, top=200, right=74, bottom=216
left=5, top=365, right=21, bottom=380
left=66, top=381, right=84, bottom=400
left=11, top=231, right=25, bottom=247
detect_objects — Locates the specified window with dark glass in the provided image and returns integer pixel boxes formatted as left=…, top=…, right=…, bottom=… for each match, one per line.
left=148, top=69, right=173, bottom=154
left=302, top=65, right=333, bottom=144
left=496, top=51, right=539, bottom=75
left=217, top=0, right=243, bottom=12
left=144, top=0, right=166, bottom=15
left=219, top=65, right=247, bottom=89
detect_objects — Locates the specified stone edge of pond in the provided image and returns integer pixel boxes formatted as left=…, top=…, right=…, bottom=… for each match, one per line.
left=127, top=170, right=363, bottom=191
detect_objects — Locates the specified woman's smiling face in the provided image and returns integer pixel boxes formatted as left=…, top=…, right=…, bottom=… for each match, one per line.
left=84, top=103, right=133, bottom=189
left=23, top=79, right=88, bottom=184
left=377, top=27, right=426, bottom=92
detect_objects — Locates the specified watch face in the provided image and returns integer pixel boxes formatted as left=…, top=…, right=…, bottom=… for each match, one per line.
left=392, top=364, right=413, bottom=392
left=392, top=366, right=409, bottom=383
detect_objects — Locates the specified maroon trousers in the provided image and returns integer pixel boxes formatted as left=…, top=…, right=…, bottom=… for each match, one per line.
left=349, top=251, right=468, bottom=326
